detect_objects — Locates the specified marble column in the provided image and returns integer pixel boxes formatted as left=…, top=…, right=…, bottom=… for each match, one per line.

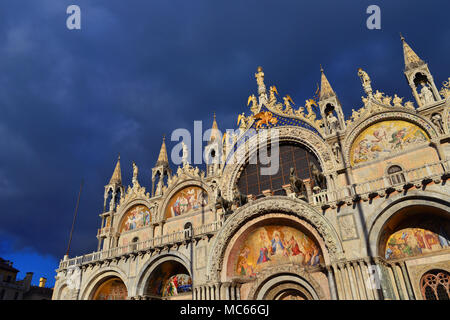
left=399, top=261, right=415, bottom=300
left=326, top=266, right=338, bottom=300
left=352, top=261, right=367, bottom=300
left=332, top=264, right=344, bottom=300
left=346, top=262, right=359, bottom=299
left=339, top=263, right=351, bottom=299
left=390, top=263, right=405, bottom=300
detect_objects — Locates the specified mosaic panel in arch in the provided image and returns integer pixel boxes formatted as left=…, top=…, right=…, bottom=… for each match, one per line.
left=235, top=225, right=323, bottom=277
left=350, top=120, right=429, bottom=165
left=146, top=261, right=192, bottom=297
left=165, top=186, right=208, bottom=218
left=92, top=278, right=128, bottom=300
left=119, top=205, right=151, bottom=232
left=385, top=227, right=450, bottom=260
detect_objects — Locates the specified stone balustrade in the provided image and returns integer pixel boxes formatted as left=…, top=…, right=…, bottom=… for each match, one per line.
left=312, top=159, right=449, bottom=208
left=59, top=220, right=223, bottom=270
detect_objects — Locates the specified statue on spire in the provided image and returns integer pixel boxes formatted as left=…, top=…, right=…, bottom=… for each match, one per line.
left=358, top=68, right=373, bottom=96
left=247, top=94, right=259, bottom=115
left=132, top=161, right=139, bottom=187
left=255, top=66, right=268, bottom=105
left=182, top=142, right=189, bottom=167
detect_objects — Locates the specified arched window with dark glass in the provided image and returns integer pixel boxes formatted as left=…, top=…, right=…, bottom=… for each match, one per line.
left=387, top=165, right=406, bottom=185
left=420, top=270, right=450, bottom=300
left=237, top=142, right=321, bottom=197
left=131, top=237, right=139, bottom=251
left=184, top=222, right=193, bottom=239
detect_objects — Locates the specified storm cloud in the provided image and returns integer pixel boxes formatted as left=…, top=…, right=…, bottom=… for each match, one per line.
left=0, top=0, right=448, bottom=286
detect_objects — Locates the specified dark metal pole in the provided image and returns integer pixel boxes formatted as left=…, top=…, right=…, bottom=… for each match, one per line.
left=65, top=180, right=84, bottom=257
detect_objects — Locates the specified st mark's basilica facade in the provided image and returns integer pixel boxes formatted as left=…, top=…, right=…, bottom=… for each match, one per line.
left=52, top=37, right=450, bottom=300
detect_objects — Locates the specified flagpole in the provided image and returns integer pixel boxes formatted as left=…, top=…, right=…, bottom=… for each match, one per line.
left=65, top=180, right=84, bottom=258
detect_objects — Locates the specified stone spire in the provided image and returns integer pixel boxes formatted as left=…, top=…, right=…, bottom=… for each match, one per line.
left=152, top=136, right=172, bottom=197
left=401, top=34, right=425, bottom=71
left=108, top=154, right=122, bottom=185
left=319, top=66, right=336, bottom=101
left=155, top=135, right=169, bottom=167
left=208, top=112, right=221, bottom=144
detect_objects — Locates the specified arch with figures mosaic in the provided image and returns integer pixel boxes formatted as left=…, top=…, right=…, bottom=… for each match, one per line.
left=157, top=179, right=212, bottom=221
left=343, top=111, right=438, bottom=167
left=80, top=266, right=129, bottom=300
left=365, top=190, right=450, bottom=259
left=114, top=199, right=154, bottom=233
left=134, top=252, right=192, bottom=298
left=206, top=196, right=344, bottom=282
left=220, top=125, right=336, bottom=200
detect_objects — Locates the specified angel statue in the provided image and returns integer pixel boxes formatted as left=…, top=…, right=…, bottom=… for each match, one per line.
left=295, top=106, right=305, bottom=118
left=358, top=68, right=373, bottom=96
left=304, top=99, right=318, bottom=121
left=247, top=94, right=259, bottom=115
left=382, top=95, right=392, bottom=106
left=283, top=95, right=295, bottom=114
left=269, top=86, right=278, bottom=106
left=373, top=90, right=384, bottom=102
left=440, top=78, right=450, bottom=99
left=237, top=112, right=249, bottom=131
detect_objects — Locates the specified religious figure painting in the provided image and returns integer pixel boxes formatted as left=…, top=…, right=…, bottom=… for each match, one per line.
left=162, top=274, right=192, bottom=297
left=146, top=261, right=192, bottom=297
left=385, top=227, right=450, bottom=260
left=166, top=186, right=208, bottom=218
left=350, top=120, right=429, bottom=165
left=235, top=226, right=323, bottom=277
left=119, top=205, right=151, bottom=232
left=93, top=278, right=128, bottom=300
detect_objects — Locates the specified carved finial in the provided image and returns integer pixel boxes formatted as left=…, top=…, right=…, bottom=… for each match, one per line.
left=400, top=32, right=405, bottom=42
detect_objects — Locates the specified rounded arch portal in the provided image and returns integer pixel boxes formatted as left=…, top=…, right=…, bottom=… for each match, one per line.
left=135, top=253, right=192, bottom=299
left=366, top=193, right=450, bottom=259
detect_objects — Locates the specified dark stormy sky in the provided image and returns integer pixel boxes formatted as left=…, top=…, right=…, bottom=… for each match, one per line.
left=0, top=0, right=449, bottom=287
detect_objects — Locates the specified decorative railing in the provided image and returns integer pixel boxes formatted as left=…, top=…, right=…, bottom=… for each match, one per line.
left=312, top=159, right=449, bottom=207
left=60, top=159, right=449, bottom=270
left=59, top=220, right=223, bottom=270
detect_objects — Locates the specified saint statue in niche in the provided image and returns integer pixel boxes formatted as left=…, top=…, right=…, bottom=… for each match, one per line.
left=419, top=82, right=435, bottom=105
